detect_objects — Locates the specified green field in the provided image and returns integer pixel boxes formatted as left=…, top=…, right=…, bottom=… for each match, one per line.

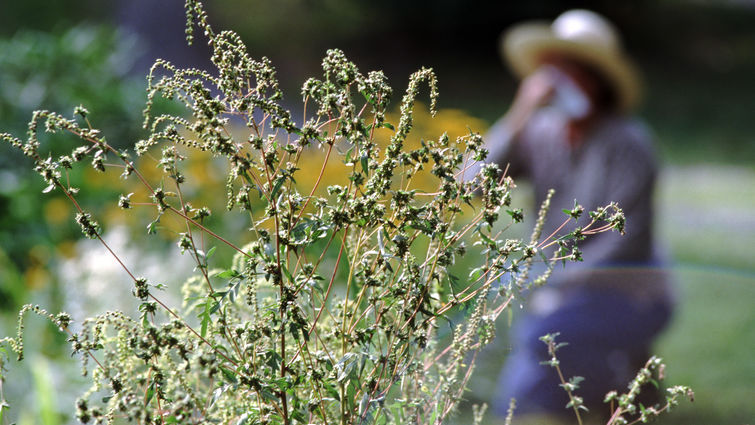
left=652, top=165, right=755, bottom=424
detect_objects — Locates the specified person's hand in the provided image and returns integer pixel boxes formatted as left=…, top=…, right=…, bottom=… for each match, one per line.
left=502, top=69, right=555, bottom=138
left=513, top=68, right=556, bottom=112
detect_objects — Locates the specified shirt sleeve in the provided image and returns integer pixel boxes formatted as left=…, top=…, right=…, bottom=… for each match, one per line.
left=462, top=114, right=526, bottom=183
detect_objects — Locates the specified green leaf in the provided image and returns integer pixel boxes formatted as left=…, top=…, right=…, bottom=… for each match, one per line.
left=382, top=122, right=395, bottom=131
left=342, top=144, right=355, bottom=165
left=219, top=366, right=238, bottom=384
left=260, top=389, right=278, bottom=403
left=209, top=385, right=226, bottom=408
left=477, top=230, right=495, bottom=246
left=209, top=300, right=221, bottom=315
left=265, top=350, right=283, bottom=371
left=200, top=317, right=209, bottom=338
left=226, top=280, right=242, bottom=303
left=216, top=269, right=241, bottom=279
left=0, top=400, right=8, bottom=423
left=145, top=382, right=155, bottom=405
left=335, top=352, right=359, bottom=383
left=291, top=409, right=306, bottom=423
left=146, top=220, right=158, bottom=235
left=323, top=383, right=340, bottom=401
left=270, top=176, right=285, bottom=200
left=235, top=413, right=251, bottom=425
left=409, top=219, right=432, bottom=234
left=199, top=300, right=212, bottom=338
left=270, top=378, right=289, bottom=392
left=360, top=154, right=369, bottom=175
left=281, top=264, right=294, bottom=284
left=361, top=91, right=375, bottom=105
left=468, top=266, right=484, bottom=281
left=377, top=228, right=385, bottom=255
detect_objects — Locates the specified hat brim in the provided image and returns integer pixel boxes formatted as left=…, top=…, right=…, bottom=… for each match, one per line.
left=501, top=23, right=642, bottom=111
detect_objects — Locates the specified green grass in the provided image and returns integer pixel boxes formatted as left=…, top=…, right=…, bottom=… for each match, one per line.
left=651, top=165, right=755, bottom=424
left=654, top=266, right=755, bottom=424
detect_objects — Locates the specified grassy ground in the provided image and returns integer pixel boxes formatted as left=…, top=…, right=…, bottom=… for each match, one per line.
left=651, top=165, right=755, bottom=424
left=456, top=164, right=755, bottom=425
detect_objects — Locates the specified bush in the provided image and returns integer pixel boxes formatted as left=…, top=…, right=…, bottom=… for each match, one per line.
left=0, top=2, right=690, bottom=424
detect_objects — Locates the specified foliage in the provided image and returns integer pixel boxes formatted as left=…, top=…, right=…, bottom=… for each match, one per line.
left=0, top=25, right=146, bottom=161
left=0, top=24, right=173, bottom=306
left=0, top=1, right=683, bottom=424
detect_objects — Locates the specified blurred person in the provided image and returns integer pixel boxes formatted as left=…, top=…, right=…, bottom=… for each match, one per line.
left=472, top=10, right=675, bottom=422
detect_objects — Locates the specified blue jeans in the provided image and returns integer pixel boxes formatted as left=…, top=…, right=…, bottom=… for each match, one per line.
left=494, top=289, right=673, bottom=419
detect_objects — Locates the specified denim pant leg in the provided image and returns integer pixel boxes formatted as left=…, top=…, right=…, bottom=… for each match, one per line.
left=494, top=290, right=672, bottom=418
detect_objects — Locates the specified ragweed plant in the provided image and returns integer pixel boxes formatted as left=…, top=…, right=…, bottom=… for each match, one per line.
left=604, top=357, right=694, bottom=425
left=540, top=333, right=694, bottom=425
left=0, top=1, right=643, bottom=424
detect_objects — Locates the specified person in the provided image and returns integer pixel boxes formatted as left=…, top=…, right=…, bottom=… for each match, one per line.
left=475, top=9, right=675, bottom=422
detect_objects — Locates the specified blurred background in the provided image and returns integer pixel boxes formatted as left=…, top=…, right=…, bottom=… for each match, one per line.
left=1, top=0, right=753, bottom=423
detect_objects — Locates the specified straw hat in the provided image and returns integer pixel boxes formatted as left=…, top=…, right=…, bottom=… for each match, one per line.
left=501, top=9, right=642, bottom=111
